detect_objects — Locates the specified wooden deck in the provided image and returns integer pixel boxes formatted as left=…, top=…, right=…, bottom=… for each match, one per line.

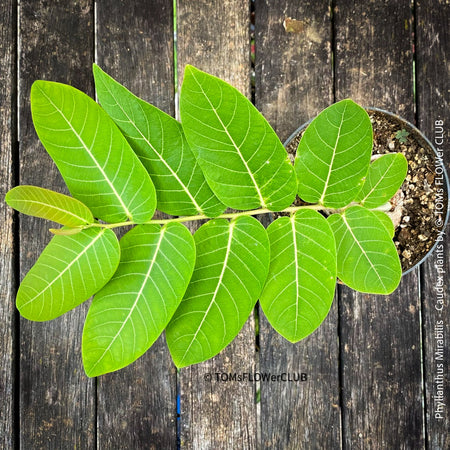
left=0, top=0, right=448, bottom=448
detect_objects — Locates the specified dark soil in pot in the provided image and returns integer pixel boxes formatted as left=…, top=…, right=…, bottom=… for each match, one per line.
left=284, top=108, right=449, bottom=272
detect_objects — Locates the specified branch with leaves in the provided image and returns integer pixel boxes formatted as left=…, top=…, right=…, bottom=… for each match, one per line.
left=5, top=65, right=408, bottom=376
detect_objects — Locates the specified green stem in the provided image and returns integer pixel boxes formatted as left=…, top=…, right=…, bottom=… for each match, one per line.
left=86, top=203, right=326, bottom=230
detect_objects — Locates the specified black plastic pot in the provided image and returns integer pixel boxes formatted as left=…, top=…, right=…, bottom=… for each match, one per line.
left=284, top=107, right=450, bottom=275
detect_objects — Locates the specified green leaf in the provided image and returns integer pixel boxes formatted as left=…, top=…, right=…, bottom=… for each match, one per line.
left=356, top=153, right=408, bottom=208
left=5, top=185, right=93, bottom=226
left=180, top=65, right=297, bottom=211
left=17, top=228, right=120, bottom=321
left=82, top=223, right=195, bottom=377
left=260, top=210, right=336, bottom=342
left=93, top=65, right=225, bottom=218
left=31, top=80, right=156, bottom=223
left=166, top=216, right=270, bottom=368
left=372, top=210, right=395, bottom=238
left=327, top=206, right=401, bottom=294
left=295, top=99, right=372, bottom=208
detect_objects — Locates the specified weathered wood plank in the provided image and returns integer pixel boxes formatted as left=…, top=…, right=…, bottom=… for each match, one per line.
left=334, top=1, right=424, bottom=448
left=176, top=1, right=257, bottom=448
left=19, top=1, right=95, bottom=447
left=0, top=1, right=17, bottom=447
left=95, top=1, right=177, bottom=448
left=255, top=1, right=341, bottom=448
left=416, top=1, right=450, bottom=448
left=335, top=1, right=414, bottom=119
left=255, top=0, right=334, bottom=142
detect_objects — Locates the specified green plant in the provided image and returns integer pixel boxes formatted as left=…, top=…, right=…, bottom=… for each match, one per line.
left=395, top=128, right=409, bottom=144
left=6, top=65, right=408, bottom=377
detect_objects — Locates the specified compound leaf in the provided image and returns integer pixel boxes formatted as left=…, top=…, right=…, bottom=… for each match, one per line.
left=295, top=99, right=372, bottom=208
left=5, top=185, right=93, bottom=226
left=82, top=223, right=195, bottom=377
left=356, top=153, right=408, bottom=208
left=17, top=228, right=119, bottom=321
left=260, top=209, right=336, bottom=343
left=31, top=80, right=156, bottom=223
left=328, top=205, right=401, bottom=294
left=180, top=65, right=297, bottom=211
left=166, top=215, right=270, bottom=368
left=93, top=65, right=225, bottom=217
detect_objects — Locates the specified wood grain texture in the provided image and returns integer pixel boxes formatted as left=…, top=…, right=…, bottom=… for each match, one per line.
left=95, top=1, right=177, bottom=448
left=176, top=1, right=257, bottom=448
left=416, top=1, right=450, bottom=448
left=176, top=0, right=250, bottom=95
left=334, top=1, right=424, bottom=448
left=258, top=302, right=341, bottom=450
left=255, top=0, right=333, bottom=141
left=339, top=283, right=423, bottom=449
left=255, top=1, right=341, bottom=448
left=0, top=1, right=17, bottom=447
left=335, top=1, right=414, bottom=119
left=19, top=1, right=95, bottom=448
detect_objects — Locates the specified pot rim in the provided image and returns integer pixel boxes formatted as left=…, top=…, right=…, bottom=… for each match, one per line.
left=284, top=106, right=450, bottom=275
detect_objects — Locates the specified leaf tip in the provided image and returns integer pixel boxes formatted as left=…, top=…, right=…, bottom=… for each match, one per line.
left=31, top=79, right=44, bottom=89
left=396, top=152, right=408, bottom=171
left=82, top=359, right=105, bottom=378
left=173, top=361, right=187, bottom=370
left=83, top=368, right=96, bottom=379
left=82, top=348, right=105, bottom=378
left=4, top=188, right=14, bottom=206
left=92, top=63, right=108, bottom=81
left=31, top=79, right=52, bottom=98
left=184, top=64, right=203, bottom=79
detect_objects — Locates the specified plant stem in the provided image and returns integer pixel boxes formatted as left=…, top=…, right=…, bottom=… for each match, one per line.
left=86, top=203, right=327, bottom=230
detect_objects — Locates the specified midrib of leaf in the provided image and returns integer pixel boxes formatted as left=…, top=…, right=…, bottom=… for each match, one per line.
left=291, top=216, right=300, bottom=338
left=189, top=70, right=266, bottom=208
left=20, top=229, right=107, bottom=309
left=88, top=227, right=166, bottom=374
left=319, top=102, right=348, bottom=205
left=99, top=80, right=205, bottom=215
left=341, top=213, right=387, bottom=291
left=37, top=86, right=133, bottom=220
left=11, top=198, right=89, bottom=224
left=359, top=157, right=397, bottom=205
left=179, top=220, right=235, bottom=366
